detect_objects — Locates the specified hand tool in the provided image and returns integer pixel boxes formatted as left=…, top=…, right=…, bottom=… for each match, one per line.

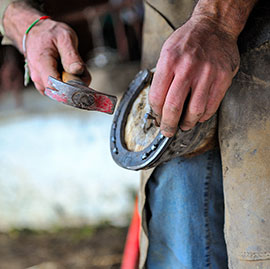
left=45, top=71, right=117, bottom=114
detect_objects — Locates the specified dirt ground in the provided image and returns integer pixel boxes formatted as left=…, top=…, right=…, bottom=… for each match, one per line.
left=0, top=225, right=128, bottom=269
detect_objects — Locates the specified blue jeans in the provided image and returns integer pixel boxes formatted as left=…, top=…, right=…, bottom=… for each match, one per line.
left=145, top=149, right=227, bottom=269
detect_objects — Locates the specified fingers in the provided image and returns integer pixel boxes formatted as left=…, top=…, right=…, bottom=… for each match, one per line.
left=149, top=63, right=231, bottom=137
left=56, top=27, right=84, bottom=75
left=79, top=67, right=92, bottom=86
left=180, top=64, right=214, bottom=131
left=160, top=75, right=190, bottom=137
left=148, top=63, right=174, bottom=124
left=146, top=17, right=239, bottom=137
left=56, top=27, right=91, bottom=86
left=29, top=51, right=60, bottom=94
left=27, top=23, right=92, bottom=93
left=199, top=72, right=232, bottom=122
left=33, top=82, right=45, bottom=95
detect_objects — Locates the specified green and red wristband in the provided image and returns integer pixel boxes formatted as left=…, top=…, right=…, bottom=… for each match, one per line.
left=22, top=16, right=50, bottom=86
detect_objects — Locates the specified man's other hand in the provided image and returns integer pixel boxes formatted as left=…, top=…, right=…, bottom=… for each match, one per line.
left=3, top=1, right=91, bottom=95
left=26, top=19, right=91, bottom=94
left=148, top=16, right=240, bottom=137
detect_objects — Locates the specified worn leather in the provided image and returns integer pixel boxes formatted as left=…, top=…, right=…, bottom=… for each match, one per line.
left=140, top=0, right=270, bottom=268
left=141, top=0, right=195, bottom=69
left=140, top=3, right=174, bottom=69
left=220, top=41, right=270, bottom=268
left=218, top=1, right=270, bottom=267
left=145, top=0, right=195, bottom=29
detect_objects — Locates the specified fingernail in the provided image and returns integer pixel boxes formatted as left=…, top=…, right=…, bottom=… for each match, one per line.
left=180, top=125, right=191, bottom=131
left=69, top=62, right=84, bottom=74
left=161, top=130, right=174, bottom=138
left=161, top=126, right=177, bottom=137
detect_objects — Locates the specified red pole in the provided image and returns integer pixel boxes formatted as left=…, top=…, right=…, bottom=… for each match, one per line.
left=121, top=197, right=140, bottom=269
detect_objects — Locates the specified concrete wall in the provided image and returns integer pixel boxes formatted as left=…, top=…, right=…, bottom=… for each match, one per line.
left=0, top=64, right=141, bottom=230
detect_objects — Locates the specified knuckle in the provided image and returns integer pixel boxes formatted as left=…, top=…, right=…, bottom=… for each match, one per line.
left=35, top=49, right=54, bottom=60
left=30, top=72, right=41, bottom=84
left=161, top=124, right=177, bottom=137
left=175, top=55, right=194, bottom=77
left=218, top=69, right=229, bottom=81
left=201, top=111, right=214, bottom=121
left=65, top=50, right=77, bottom=59
left=204, top=103, right=218, bottom=117
left=206, top=95, right=221, bottom=108
left=57, top=22, right=68, bottom=30
left=161, top=43, right=174, bottom=55
left=163, top=101, right=181, bottom=115
left=199, top=117, right=207, bottom=123
left=205, top=107, right=217, bottom=116
left=182, top=54, right=193, bottom=67
left=206, top=97, right=216, bottom=107
left=202, top=61, right=214, bottom=74
left=208, top=95, right=224, bottom=111
left=160, top=47, right=178, bottom=65
left=61, top=30, right=72, bottom=40
left=148, top=91, right=163, bottom=107
left=60, top=28, right=77, bottom=44
left=181, top=119, right=195, bottom=129
left=188, top=104, right=205, bottom=117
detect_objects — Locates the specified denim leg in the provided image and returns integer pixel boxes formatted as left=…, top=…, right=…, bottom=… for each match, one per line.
left=145, top=149, right=227, bottom=269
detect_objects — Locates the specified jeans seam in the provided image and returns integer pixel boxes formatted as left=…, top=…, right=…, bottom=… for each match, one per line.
left=204, top=151, right=214, bottom=268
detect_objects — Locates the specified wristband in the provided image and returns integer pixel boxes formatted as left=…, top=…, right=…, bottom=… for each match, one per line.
left=22, top=16, right=50, bottom=86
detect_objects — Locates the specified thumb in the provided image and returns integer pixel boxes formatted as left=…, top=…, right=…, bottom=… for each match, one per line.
left=61, top=52, right=84, bottom=75
left=68, top=61, right=85, bottom=74
left=56, top=29, right=85, bottom=75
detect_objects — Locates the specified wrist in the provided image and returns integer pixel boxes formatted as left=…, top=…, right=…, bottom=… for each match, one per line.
left=192, top=0, right=258, bottom=39
left=3, top=1, right=43, bottom=51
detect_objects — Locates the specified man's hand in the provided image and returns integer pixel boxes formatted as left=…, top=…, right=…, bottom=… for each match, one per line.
left=3, top=1, right=90, bottom=95
left=149, top=16, right=239, bottom=137
left=149, top=0, right=257, bottom=137
left=25, top=19, right=90, bottom=94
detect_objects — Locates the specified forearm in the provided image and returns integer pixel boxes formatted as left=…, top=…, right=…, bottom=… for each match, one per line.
left=192, top=0, right=258, bottom=39
left=3, top=1, right=43, bottom=52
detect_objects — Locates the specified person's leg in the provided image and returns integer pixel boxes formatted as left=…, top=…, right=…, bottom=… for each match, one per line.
left=139, top=1, right=223, bottom=268
left=146, top=149, right=227, bottom=269
left=219, top=39, right=270, bottom=267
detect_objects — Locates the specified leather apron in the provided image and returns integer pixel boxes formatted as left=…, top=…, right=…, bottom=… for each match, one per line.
left=139, top=0, right=270, bottom=268
left=219, top=1, right=270, bottom=267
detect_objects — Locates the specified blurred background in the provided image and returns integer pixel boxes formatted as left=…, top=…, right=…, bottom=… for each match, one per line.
left=0, top=0, right=144, bottom=268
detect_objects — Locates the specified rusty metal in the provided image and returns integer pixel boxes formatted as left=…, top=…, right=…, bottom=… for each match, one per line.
left=45, top=77, right=117, bottom=114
